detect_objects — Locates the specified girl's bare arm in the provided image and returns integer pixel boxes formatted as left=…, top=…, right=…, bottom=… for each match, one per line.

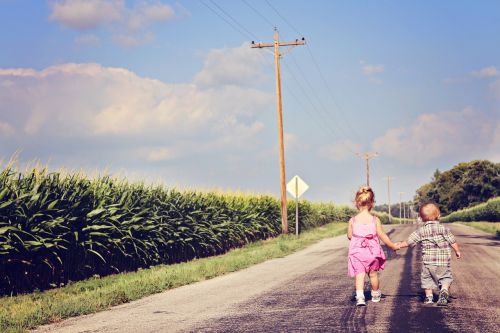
left=375, top=218, right=398, bottom=250
left=347, top=219, right=353, bottom=240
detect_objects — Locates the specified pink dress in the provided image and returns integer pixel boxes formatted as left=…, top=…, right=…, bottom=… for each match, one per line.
left=347, top=215, right=386, bottom=277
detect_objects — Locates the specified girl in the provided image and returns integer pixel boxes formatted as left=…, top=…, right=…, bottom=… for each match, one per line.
left=347, top=186, right=399, bottom=306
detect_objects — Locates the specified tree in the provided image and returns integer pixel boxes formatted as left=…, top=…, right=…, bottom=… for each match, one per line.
left=414, top=160, right=500, bottom=215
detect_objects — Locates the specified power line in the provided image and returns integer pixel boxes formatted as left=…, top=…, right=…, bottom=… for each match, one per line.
left=287, top=53, right=354, bottom=141
left=241, top=0, right=275, bottom=29
left=305, top=44, right=360, bottom=138
left=263, top=1, right=360, bottom=140
left=281, top=60, right=344, bottom=142
left=264, top=0, right=302, bottom=36
left=199, top=0, right=256, bottom=41
left=199, top=1, right=357, bottom=156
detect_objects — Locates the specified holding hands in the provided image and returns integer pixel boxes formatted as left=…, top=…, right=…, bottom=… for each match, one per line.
left=391, top=241, right=408, bottom=251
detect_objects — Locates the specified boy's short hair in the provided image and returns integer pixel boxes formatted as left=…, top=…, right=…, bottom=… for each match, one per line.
left=419, top=203, right=440, bottom=222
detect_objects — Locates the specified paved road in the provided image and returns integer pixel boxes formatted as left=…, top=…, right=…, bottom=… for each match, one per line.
left=35, top=224, right=500, bottom=333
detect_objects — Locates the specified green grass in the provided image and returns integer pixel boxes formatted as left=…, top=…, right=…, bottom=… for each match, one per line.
left=453, top=221, right=500, bottom=237
left=0, top=222, right=347, bottom=333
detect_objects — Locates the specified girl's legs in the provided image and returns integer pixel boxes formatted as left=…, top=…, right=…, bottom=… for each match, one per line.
left=369, top=271, right=382, bottom=302
left=355, top=272, right=366, bottom=305
left=368, top=271, right=379, bottom=291
left=355, top=272, right=366, bottom=292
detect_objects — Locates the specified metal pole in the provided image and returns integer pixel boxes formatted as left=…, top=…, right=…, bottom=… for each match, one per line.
left=403, top=201, right=407, bottom=221
left=383, top=176, right=393, bottom=224
left=295, top=177, right=299, bottom=236
left=399, top=192, right=402, bottom=221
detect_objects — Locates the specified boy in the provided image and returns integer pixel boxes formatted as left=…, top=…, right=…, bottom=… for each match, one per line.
left=397, top=203, right=461, bottom=306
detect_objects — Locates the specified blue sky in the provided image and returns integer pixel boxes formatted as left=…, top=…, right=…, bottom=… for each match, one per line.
left=0, top=0, right=499, bottom=205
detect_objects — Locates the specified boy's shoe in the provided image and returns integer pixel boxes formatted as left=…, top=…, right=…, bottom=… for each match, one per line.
left=423, top=295, right=434, bottom=304
left=371, top=291, right=381, bottom=303
left=437, top=289, right=449, bottom=306
left=356, top=296, right=366, bottom=306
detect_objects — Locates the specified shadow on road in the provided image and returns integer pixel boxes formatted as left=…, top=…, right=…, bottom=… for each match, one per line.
left=388, top=245, right=454, bottom=333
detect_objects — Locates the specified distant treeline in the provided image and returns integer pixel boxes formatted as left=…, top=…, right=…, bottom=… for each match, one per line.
left=441, top=197, right=500, bottom=223
left=414, top=160, right=499, bottom=215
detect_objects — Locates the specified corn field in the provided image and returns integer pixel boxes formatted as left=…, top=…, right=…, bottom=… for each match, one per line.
left=0, top=165, right=355, bottom=295
left=441, top=197, right=500, bottom=223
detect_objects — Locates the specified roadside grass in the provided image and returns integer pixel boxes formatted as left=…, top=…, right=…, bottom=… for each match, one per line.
left=453, top=221, right=500, bottom=237
left=0, top=222, right=347, bottom=333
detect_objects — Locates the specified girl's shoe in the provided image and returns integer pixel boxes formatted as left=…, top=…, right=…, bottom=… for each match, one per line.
left=423, top=295, right=434, bottom=304
left=371, top=290, right=381, bottom=302
left=356, top=296, right=366, bottom=306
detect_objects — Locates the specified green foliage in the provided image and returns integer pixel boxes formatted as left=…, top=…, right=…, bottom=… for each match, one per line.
left=441, top=197, right=500, bottom=222
left=414, top=160, right=500, bottom=215
left=0, top=165, right=355, bottom=295
left=0, top=223, right=347, bottom=333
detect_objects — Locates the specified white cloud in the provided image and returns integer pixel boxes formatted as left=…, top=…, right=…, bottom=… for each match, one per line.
left=49, top=0, right=180, bottom=47
left=126, top=2, right=175, bottom=32
left=472, top=66, right=498, bottom=78
left=194, top=43, right=270, bottom=88
left=0, top=121, right=15, bottom=137
left=318, top=140, right=361, bottom=161
left=372, top=107, right=499, bottom=164
left=114, top=32, right=154, bottom=47
left=360, top=61, right=384, bottom=84
left=0, top=58, right=272, bottom=158
left=49, top=0, right=123, bottom=30
left=75, top=34, right=100, bottom=46
left=362, top=64, right=384, bottom=76
left=144, top=147, right=178, bottom=162
left=489, top=80, right=500, bottom=100
left=281, top=132, right=310, bottom=152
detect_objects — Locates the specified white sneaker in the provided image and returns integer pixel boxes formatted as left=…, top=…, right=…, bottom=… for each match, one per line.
left=371, top=290, right=381, bottom=302
left=356, top=296, right=366, bottom=306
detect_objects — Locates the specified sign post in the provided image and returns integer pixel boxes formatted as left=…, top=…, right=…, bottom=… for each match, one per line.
left=286, top=175, right=309, bottom=236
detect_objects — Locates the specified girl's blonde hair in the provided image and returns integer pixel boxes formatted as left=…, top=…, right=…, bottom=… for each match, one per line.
left=355, top=186, right=375, bottom=210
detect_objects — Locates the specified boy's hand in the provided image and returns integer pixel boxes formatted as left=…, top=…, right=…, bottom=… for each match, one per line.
left=455, top=251, right=461, bottom=259
left=392, top=242, right=401, bottom=251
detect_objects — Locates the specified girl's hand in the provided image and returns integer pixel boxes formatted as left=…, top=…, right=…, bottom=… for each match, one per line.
left=392, top=242, right=401, bottom=251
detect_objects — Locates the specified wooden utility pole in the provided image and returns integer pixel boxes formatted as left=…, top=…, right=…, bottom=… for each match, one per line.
left=251, top=28, right=305, bottom=234
left=383, top=177, right=394, bottom=223
left=399, top=191, right=404, bottom=223
left=356, top=152, right=378, bottom=186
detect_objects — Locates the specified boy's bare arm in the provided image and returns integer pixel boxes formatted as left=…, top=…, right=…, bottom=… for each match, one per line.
left=451, top=242, right=461, bottom=258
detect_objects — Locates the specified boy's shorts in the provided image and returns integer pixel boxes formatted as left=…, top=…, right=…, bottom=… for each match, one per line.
left=421, top=263, right=453, bottom=289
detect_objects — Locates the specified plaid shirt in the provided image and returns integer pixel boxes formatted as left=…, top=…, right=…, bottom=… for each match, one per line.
left=407, top=221, right=456, bottom=266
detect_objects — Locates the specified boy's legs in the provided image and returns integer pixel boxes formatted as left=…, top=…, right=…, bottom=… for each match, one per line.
left=436, top=266, right=453, bottom=306
left=421, top=264, right=437, bottom=303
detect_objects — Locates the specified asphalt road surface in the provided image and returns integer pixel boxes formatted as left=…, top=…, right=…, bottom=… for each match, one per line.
left=34, top=224, right=500, bottom=333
